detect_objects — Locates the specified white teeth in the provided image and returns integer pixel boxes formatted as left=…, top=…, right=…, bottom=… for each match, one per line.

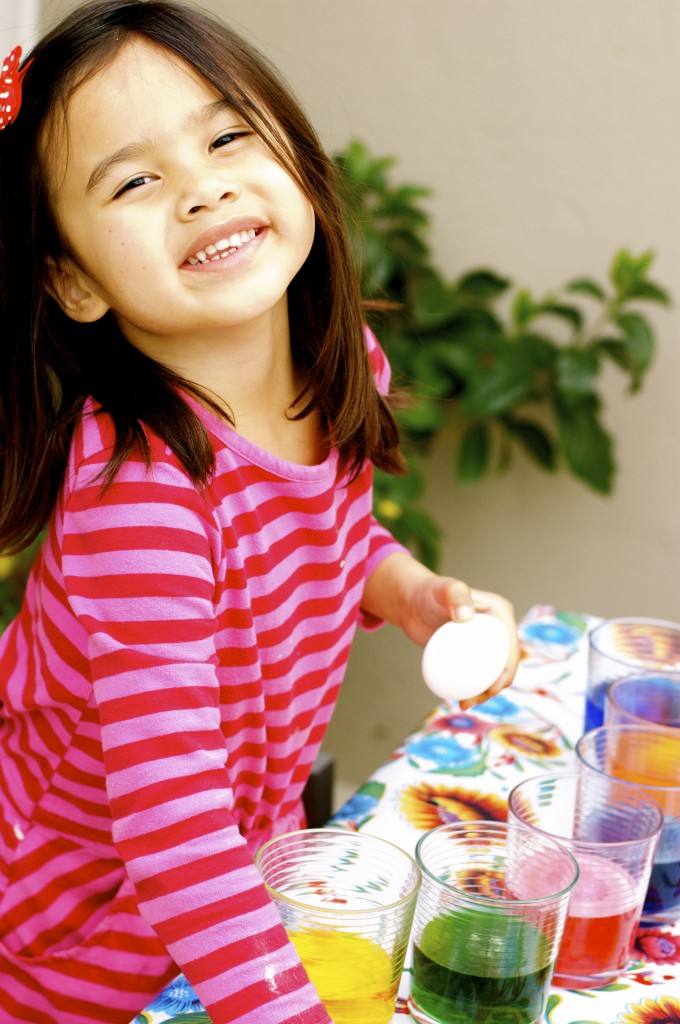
left=187, top=228, right=258, bottom=265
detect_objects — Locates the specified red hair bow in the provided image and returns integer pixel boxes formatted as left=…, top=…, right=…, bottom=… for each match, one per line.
left=0, top=46, right=32, bottom=130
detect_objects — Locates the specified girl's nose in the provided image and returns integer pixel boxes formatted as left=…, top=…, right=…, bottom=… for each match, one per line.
left=179, top=174, right=239, bottom=219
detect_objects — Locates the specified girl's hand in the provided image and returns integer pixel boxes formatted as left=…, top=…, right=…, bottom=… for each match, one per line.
left=399, top=575, right=519, bottom=708
left=362, top=554, right=520, bottom=708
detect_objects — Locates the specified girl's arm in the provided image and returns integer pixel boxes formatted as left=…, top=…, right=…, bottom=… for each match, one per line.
left=63, top=454, right=330, bottom=1024
left=361, top=551, right=519, bottom=709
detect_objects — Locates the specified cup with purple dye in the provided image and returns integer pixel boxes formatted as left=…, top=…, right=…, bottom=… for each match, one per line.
left=577, top=724, right=680, bottom=925
left=605, top=672, right=680, bottom=731
left=585, top=617, right=680, bottom=733
left=508, top=771, right=662, bottom=988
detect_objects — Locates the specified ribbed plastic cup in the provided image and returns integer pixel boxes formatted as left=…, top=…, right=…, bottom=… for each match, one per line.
left=408, top=821, right=578, bottom=1024
left=606, top=672, right=680, bottom=730
left=508, top=771, right=662, bottom=988
left=577, top=724, right=680, bottom=925
left=255, top=828, right=421, bottom=1024
left=585, top=617, right=680, bottom=732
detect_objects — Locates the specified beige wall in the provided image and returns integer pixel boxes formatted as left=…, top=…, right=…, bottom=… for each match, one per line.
left=29, top=0, right=680, bottom=784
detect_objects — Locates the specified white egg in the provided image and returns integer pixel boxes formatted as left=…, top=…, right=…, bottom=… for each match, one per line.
left=421, top=614, right=510, bottom=703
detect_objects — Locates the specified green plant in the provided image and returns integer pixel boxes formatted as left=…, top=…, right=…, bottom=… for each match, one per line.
left=333, top=140, right=671, bottom=568
left=0, top=144, right=671, bottom=626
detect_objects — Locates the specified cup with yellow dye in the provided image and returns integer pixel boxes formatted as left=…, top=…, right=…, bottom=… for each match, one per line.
left=255, top=828, right=421, bottom=1024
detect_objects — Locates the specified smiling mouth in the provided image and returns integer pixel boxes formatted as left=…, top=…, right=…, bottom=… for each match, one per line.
left=186, top=227, right=260, bottom=265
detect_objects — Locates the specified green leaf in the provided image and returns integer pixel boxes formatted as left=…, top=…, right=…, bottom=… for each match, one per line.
left=410, top=349, right=459, bottom=398
left=397, top=396, right=445, bottom=437
left=503, top=418, right=556, bottom=469
left=456, top=269, right=512, bottom=300
left=457, top=422, right=492, bottom=483
left=426, top=339, right=477, bottom=382
left=398, top=506, right=443, bottom=567
left=165, top=1015, right=212, bottom=1024
left=593, top=337, right=629, bottom=373
left=339, top=139, right=395, bottom=191
left=536, top=300, right=584, bottom=332
left=460, top=356, right=535, bottom=418
left=556, top=396, right=614, bottom=493
left=610, top=248, right=655, bottom=300
left=363, top=224, right=404, bottom=291
left=621, top=279, right=671, bottom=305
left=373, top=463, right=425, bottom=505
left=614, top=311, right=655, bottom=389
left=408, top=268, right=462, bottom=329
left=565, top=277, right=607, bottom=301
left=444, top=308, right=505, bottom=342
left=514, top=333, right=559, bottom=370
left=512, top=288, right=536, bottom=328
left=555, top=348, right=600, bottom=405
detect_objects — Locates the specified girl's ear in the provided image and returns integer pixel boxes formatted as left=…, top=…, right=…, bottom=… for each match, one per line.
left=45, top=256, right=110, bottom=323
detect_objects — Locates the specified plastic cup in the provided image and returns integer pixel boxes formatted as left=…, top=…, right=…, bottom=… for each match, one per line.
left=577, top=725, right=680, bottom=925
left=606, top=672, right=680, bottom=730
left=408, top=821, right=578, bottom=1024
left=585, top=617, right=680, bottom=733
left=255, top=828, right=421, bottom=1024
left=508, top=771, right=662, bottom=988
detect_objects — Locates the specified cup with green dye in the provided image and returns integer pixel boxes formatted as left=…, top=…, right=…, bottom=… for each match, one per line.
left=408, top=821, right=579, bottom=1024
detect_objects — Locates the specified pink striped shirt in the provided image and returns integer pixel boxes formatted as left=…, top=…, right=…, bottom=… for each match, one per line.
left=0, top=331, right=404, bottom=1024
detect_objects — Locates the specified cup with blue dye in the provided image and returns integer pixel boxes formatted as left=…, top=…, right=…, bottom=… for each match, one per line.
left=408, top=821, right=578, bottom=1024
left=577, top=724, right=680, bottom=925
left=585, top=617, right=680, bottom=733
left=605, top=672, right=680, bottom=730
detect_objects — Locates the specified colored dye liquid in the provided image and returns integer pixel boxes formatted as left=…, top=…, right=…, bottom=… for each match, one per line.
left=410, top=910, right=551, bottom=1024
left=553, top=854, right=640, bottom=987
left=584, top=680, right=609, bottom=732
left=643, top=859, right=680, bottom=919
left=289, top=929, right=396, bottom=1024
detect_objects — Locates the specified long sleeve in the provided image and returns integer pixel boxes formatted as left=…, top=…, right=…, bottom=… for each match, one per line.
left=62, top=456, right=330, bottom=1024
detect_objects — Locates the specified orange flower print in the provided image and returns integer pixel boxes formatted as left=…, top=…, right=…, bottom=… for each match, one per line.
left=488, top=725, right=563, bottom=759
left=398, top=782, right=507, bottom=832
left=616, top=996, right=680, bottom=1024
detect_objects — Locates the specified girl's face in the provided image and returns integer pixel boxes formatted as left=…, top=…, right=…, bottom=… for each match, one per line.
left=44, top=37, right=316, bottom=365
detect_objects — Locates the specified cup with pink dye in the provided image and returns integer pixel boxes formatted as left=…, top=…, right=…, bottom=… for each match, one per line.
left=507, top=771, right=662, bottom=989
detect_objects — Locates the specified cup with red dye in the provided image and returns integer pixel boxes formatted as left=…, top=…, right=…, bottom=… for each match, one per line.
left=577, top=724, right=680, bottom=925
left=408, top=821, right=578, bottom=1024
left=508, top=770, right=662, bottom=988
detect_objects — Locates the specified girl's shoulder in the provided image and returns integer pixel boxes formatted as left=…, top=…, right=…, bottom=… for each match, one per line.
left=65, top=397, right=193, bottom=494
left=364, top=325, right=391, bottom=396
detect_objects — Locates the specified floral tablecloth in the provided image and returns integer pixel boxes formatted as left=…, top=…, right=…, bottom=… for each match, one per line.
left=132, top=606, right=680, bottom=1024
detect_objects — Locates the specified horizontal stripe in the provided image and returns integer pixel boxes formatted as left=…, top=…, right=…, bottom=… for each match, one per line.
left=0, top=330, right=402, bottom=1023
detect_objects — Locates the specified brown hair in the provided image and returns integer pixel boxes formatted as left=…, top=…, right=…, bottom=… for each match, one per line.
left=0, top=0, right=404, bottom=554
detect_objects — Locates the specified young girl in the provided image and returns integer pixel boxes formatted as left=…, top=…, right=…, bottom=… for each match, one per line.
left=0, top=2, right=518, bottom=1022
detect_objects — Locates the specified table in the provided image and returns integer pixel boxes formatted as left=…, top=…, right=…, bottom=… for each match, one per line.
left=130, top=606, right=680, bottom=1024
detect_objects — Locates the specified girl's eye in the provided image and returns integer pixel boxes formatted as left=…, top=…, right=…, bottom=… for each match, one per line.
left=113, top=174, right=154, bottom=198
left=211, top=130, right=250, bottom=151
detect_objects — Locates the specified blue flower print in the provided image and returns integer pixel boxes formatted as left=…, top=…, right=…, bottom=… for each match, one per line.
left=473, top=693, right=520, bottom=719
left=405, top=731, right=486, bottom=773
left=521, top=620, right=583, bottom=647
left=136, top=975, right=205, bottom=1019
left=334, top=790, right=378, bottom=820
left=330, top=780, right=385, bottom=828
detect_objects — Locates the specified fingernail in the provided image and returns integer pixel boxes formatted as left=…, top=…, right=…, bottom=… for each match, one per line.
left=456, top=605, right=474, bottom=622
